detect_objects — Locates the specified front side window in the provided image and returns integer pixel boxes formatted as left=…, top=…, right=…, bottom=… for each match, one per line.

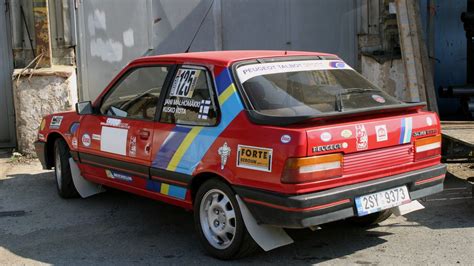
left=236, top=60, right=403, bottom=118
left=160, top=66, right=218, bottom=126
left=100, top=66, right=170, bottom=120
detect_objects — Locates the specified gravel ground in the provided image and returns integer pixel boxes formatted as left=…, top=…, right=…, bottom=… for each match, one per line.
left=0, top=157, right=473, bottom=265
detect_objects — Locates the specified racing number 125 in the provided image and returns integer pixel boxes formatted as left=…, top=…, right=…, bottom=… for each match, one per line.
left=170, top=69, right=199, bottom=98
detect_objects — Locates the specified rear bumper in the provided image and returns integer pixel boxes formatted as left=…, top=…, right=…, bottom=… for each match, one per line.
left=234, top=163, right=446, bottom=229
left=34, top=141, right=49, bottom=169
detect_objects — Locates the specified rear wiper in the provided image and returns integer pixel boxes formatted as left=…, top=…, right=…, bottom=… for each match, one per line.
left=335, top=89, right=344, bottom=112
left=340, top=88, right=379, bottom=95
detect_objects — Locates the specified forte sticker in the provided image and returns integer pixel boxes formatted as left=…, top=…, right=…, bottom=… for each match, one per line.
left=237, top=145, right=273, bottom=172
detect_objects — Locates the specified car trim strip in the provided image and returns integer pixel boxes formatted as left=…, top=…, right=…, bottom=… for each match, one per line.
left=243, top=197, right=351, bottom=212
left=79, top=152, right=149, bottom=178
left=414, top=174, right=445, bottom=186
left=150, top=167, right=192, bottom=187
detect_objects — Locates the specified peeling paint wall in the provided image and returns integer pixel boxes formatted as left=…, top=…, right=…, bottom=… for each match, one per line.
left=361, top=55, right=408, bottom=101
left=13, top=67, right=77, bottom=155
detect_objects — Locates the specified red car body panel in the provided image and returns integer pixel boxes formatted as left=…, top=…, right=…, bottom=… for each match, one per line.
left=35, top=51, right=446, bottom=225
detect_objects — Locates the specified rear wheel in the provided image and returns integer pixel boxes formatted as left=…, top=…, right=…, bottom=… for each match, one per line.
left=194, top=179, right=258, bottom=260
left=54, top=138, right=79, bottom=198
left=349, top=209, right=392, bottom=226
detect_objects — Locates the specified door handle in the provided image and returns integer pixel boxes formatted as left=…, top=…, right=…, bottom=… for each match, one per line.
left=139, top=129, right=150, bottom=140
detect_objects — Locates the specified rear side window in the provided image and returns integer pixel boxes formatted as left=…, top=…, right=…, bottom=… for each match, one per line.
left=160, top=66, right=218, bottom=126
left=100, top=66, right=170, bottom=120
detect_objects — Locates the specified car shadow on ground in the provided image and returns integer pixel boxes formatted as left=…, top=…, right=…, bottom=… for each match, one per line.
left=0, top=168, right=471, bottom=264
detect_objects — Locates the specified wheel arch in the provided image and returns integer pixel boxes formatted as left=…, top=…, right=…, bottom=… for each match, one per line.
left=45, top=132, right=68, bottom=168
left=190, top=171, right=234, bottom=202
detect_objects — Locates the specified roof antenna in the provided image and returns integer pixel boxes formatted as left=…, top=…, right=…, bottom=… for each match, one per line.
left=185, top=0, right=215, bottom=53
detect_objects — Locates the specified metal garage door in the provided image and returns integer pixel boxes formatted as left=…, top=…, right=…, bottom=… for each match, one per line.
left=0, top=3, right=16, bottom=148
left=76, top=0, right=153, bottom=101
left=221, top=0, right=357, bottom=65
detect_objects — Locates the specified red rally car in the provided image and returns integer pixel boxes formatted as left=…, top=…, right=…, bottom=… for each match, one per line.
left=35, top=50, right=446, bottom=259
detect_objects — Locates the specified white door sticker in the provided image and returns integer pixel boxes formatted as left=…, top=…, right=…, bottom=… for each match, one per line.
left=100, top=126, right=128, bottom=155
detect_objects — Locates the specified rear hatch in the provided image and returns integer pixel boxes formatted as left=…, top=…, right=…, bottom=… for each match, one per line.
left=305, top=110, right=440, bottom=188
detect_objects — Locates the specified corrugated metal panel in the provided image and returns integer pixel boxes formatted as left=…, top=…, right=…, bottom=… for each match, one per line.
left=343, top=144, right=414, bottom=175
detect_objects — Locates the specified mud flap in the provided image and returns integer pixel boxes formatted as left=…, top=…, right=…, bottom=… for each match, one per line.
left=392, top=200, right=425, bottom=216
left=69, top=158, right=105, bottom=198
left=236, top=195, right=293, bottom=251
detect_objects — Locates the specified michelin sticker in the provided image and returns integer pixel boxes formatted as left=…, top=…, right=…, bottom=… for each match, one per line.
left=237, top=145, right=273, bottom=172
left=237, top=60, right=353, bottom=83
left=169, top=69, right=201, bottom=98
left=218, top=142, right=231, bottom=170
left=105, top=170, right=133, bottom=182
left=50, top=116, right=63, bottom=129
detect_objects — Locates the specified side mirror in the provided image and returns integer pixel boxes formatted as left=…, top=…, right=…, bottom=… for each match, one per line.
left=76, top=101, right=93, bottom=115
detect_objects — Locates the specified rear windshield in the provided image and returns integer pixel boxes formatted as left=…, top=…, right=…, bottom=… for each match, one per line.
left=235, top=60, right=402, bottom=117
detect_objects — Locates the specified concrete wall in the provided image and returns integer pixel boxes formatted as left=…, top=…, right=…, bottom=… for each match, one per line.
left=361, top=55, right=407, bottom=101
left=13, top=66, right=77, bottom=155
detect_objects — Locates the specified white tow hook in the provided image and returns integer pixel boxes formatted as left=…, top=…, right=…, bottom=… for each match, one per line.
left=69, top=158, right=105, bottom=198
left=236, top=195, right=293, bottom=251
left=392, top=200, right=425, bottom=216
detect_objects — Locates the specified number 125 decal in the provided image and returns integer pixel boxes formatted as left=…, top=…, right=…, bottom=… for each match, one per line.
left=170, top=69, right=201, bottom=98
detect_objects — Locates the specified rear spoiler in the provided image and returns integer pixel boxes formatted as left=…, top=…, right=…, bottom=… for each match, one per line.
left=246, top=102, right=426, bottom=126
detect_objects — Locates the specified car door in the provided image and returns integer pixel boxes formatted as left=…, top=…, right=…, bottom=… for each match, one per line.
left=77, top=64, right=174, bottom=185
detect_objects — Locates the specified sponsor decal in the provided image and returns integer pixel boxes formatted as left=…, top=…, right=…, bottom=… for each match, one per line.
left=92, top=134, right=101, bottom=141
left=341, top=129, right=352, bottom=138
left=426, top=117, right=433, bottom=126
left=101, top=118, right=129, bottom=129
left=413, top=129, right=437, bottom=137
left=38, top=133, right=45, bottom=141
left=40, top=119, right=46, bottom=130
left=320, top=132, right=332, bottom=142
left=237, top=145, right=273, bottom=172
left=81, top=134, right=91, bottom=147
left=371, top=94, right=386, bottom=103
left=145, top=143, right=151, bottom=155
left=71, top=137, right=78, bottom=148
left=399, top=117, right=413, bottom=144
left=375, top=125, right=388, bottom=142
left=69, top=122, right=80, bottom=134
left=313, top=143, right=343, bottom=153
left=217, top=142, right=231, bottom=170
left=198, top=100, right=212, bottom=120
left=355, top=124, right=368, bottom=150
left=129, top=136, right=137, bottom=157
left=281, top=134, right=291, bottom=144
left=329, top=61, right=346, bottom=68
left=49, top=116, right=63, bottom=129
left=236, top=60, right=353, bottom=83
left=169, top=69, right=201, bottom=98
left=105, top=170, right=133, bottom=182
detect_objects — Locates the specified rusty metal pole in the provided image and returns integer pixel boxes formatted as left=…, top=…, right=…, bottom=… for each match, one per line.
left=33, top=0, right=52, bottom=68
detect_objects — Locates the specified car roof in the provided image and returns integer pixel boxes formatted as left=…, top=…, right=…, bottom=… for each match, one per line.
left=131, top=50, right=338, bottom=67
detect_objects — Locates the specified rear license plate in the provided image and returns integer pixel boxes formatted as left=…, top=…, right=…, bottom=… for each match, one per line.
left=355, top=186, right=411, bottom=216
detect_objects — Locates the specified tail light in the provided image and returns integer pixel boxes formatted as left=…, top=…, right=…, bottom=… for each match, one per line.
left=414, top=135, right=441, bottom=161
left=281, top=153, right=343, bottom=184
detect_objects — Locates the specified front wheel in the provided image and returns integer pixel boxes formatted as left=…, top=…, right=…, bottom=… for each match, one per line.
left=193, top=179, right=258, bottom=260
left=54, top=138, right=79, bottom=198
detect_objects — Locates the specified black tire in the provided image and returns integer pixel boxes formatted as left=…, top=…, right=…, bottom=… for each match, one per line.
left=54, top=138, right=79, bottom=198
left=349, top=209, right=392, bottom=227
left=193, top=179, right=259, bottom=260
